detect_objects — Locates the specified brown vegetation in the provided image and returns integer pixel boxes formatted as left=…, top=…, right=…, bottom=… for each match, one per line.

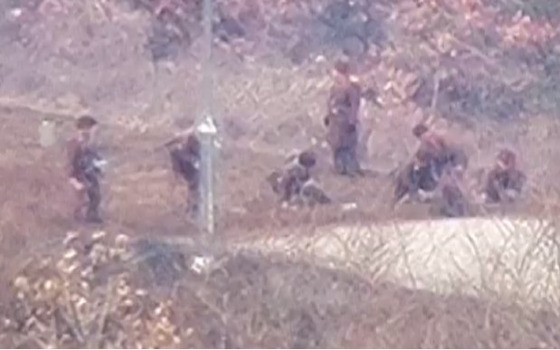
left=4, top=231, right=560, bottom=348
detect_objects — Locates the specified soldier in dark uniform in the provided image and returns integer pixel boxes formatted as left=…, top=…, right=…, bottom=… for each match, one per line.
left=324, top=60, right=363, bottom=176
left=434, top=167, right=469, bottom=217
left=140, top=0, right=192, bottom=62
left=483, top=149, right=526, bottom=204
left=166, top=131, right=201, bottom=217
left=67, top=115, right=105, bottom=224
left=393, top=147, right=440, bottom=205
left=412, top=123, right=469, bottom=179
left=267, top=151, right=331, bottom=207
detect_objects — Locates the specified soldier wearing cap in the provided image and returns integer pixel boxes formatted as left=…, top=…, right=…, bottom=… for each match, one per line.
left=67, top=115, right=106, bottom=223
left=324, top=60, right=363, bottom=176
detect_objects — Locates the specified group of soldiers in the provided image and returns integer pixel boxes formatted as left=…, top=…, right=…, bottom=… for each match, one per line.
left=65, top=60, right=527, bottom=224
left=263, top=60, right=527, bottom=216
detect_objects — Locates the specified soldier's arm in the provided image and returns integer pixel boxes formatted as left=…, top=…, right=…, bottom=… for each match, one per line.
left=66, top=139, right=85, bottom=190
left=393, top=180, right=410, bottom=206
left=393, top=165, right=413, bottom=204
left=327, top=86, right=340, bottom=113
left=66, top=139, right=76, bottom=175
left=484, top=169, right=504, bottom=202
left=301, top=181, right=331, bottom=205
left=324, top=113, right=331, bottom=127
left=504, top=170, right=526, bottom=200
left=266, top=170, right=283, bottom=195
left=349, top=83, right=362, bottom=123
left=512, top=170, right=526, bottom=192
left=448, top=146, right=469, bottom=171
left=278, top=174, right=294, bottom=202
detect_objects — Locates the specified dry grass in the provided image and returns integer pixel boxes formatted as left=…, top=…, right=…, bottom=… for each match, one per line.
left=3, top=228, right=560, bottom=348
left=235, top=217, right=560, bottom=307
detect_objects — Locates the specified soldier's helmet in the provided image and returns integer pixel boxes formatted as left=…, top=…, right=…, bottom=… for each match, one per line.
left=76, top=115, right=98, bottom=130
left=412, top=123, right=429, bottom=139
left=185, top=133, right=201, bottom=154
left=334, top=59, right=352, bottom=76
left=298, top=151, right=317, bottom=169
left=497, top=149, right=516, bottom=168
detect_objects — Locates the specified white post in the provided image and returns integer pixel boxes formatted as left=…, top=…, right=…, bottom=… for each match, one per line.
left=196, top=0, right=217, bottom=240
left=39, top=118, right=56, bottom=148
left=196, top=116, right=217, bottom=237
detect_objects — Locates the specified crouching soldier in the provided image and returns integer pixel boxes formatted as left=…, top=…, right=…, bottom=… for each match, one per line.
left=67, top=115, right=106, bottom=224
left=483, top=149, right=526, bottom=204
left=267, top=151, right=331, bottom=207
left=393, top=148, right=440, bottom=206
left=166, top=131, right=201, bottom=217
left=412, top=123, right=469, bottom=178
left=433, top=167, right=469, bottom=218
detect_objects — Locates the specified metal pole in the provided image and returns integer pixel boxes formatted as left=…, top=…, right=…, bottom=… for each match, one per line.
left=196, top=0, right=217, bottom=240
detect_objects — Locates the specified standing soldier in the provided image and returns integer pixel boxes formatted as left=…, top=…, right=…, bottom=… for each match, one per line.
left=67, top=115, right=106, bottom=224
left=166, top=131, right=201, bottom=218
left=324, top=60, right=363, bottom=176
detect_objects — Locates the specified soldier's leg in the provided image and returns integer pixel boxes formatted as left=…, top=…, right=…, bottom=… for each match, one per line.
left=73, top=187, right=87, bottom=221
left=338, top=128, right=361, bottom=176
left=187, top=182, right=199, bottom=218
left=336, top=145, right=361, bottom=177
left=344, top=144, right=362, bottom=176
left=333, top=147, right=347, bottom=175
left=439, top=189, right=467, bottom=218
left=85, top=181, right=102, bottom=223
left=357, top=121, right=371, bottom=163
